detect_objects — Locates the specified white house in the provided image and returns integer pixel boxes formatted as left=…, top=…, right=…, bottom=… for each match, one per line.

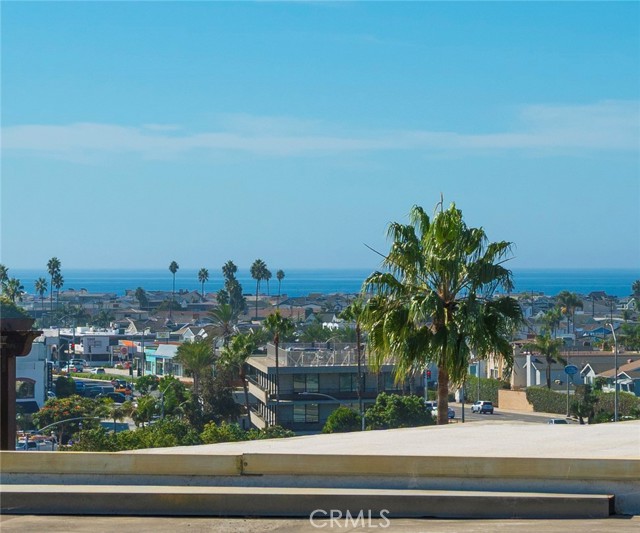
left=16, top=339, right=49, bottom=414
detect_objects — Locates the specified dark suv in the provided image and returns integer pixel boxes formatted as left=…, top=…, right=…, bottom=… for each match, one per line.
left=471, top=400, right=494, bottom=414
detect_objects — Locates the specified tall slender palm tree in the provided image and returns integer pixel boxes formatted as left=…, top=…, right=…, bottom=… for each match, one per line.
left=169, top=261, right=179, bottom=318
left=339, top=297, right=366, bottom=429
left=556, top=291, right=583, bottom=335
left=47, top=257, right=61, bottom=312
left=207, top=303, right=238, bottom=347
left=52, top=273, right=64, bottom=310
left=525, top=334, right=565, bottom=389
left=219, top=332, right=257, bottom=418
left=264, top=269, right=272, bottom=296
left=276, top=269, right=285, bottom=307
left=361, top=202, right=523, bottom=425
left=198, top=268, right=209, bottom=298
left=174, top=339, right=215, bottom=395
left=35, top=277, right=48, bottom=311
left=250, top=259, right=267, bottom=319
left=263, top=311, right=294, bottom=424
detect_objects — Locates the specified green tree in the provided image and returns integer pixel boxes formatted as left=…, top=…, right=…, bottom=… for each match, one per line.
left=33, top=395, right=100, bottom=444
left=322, top=406, right=362, bottom=434
left=135, top=374, right=160, bottom=395
left=198, top=267, right=209, bottom=298
left=4, top=277, right=24, bottom=303
left=219, top=332, right=257, bottom=417
left=525, top=333, right=566, bottom=389
left=199, top=369, right=241, bottom=426
left=0, top=264, right=8, bottom=289
left=91, top=309, right=114, bottom=328
left=130, top=395, right=158, bottom=427
left=364, top=393, right=433, bottom=430
left=221, top=260, right=245, bottom=315
left=174, top=339, right=215, bottom=395
left=276, top=269, right=285, bottom=307
left=47, top=257, right=61, bottom=312
left=632, top=280, right=640, bottom=302
left=556, top=291, right=583, bottom=334
left=134, top=287, right=149, bottom=309
left=54, top=375, right=76, bottom=398
left=541, top=307, right=563, bottom=338
left=362, top=202, right=523, bottom=425
left=208, top=303, right=238, bottom=347
left=263, top=311, right=294, bottom=423
left=35, top=277, right=48, bottom=312
left=250, top=259, right=267, bottom=319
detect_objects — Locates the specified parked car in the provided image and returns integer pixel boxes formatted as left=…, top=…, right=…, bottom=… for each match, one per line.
left=91, top=367, right=106, bottom=375
left=62, top=363, right=82, bottom=373
left=547, top=418, right=569, bottom=425
left=471, top=401, right=494, bottom=414
left=426, top=401, right=456, bottom=419
left=96, top=392, right=127, bottom=404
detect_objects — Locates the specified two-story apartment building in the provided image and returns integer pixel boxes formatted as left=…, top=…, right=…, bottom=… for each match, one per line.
left=245, top=342, right=423, bottom=433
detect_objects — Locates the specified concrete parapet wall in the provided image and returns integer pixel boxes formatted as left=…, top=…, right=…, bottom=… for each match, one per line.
left=499, top=390, right=534, bottom=412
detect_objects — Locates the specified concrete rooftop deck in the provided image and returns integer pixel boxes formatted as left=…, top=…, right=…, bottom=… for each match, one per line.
left=131, top=420, right=640, bottom=459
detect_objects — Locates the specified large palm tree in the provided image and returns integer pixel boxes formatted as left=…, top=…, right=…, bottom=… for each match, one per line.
left=250, top=259, right=267, bottom=319
left=361, top=202, right=523, bottom=425
left=263, top=311, right=294, bottom=423
left=35, top=277, right=48, bottom=311
left=339, top=297, right=366, bottom=429
left=0, top=264, right=8, bottom=290
left=207, top=303, right=238, bottom=347
left=525, top=334, right=565, bottom=389
left=541, top=307, right=563, bottom=338
left=222, top=260, right=238, bottom=282
left=47, top=257, right=61, bottom=312
left=219, top=332, right=257, bottom=418
left=198, top=268, right=209, bottom=298
left=52, top=273, right=64, bottom=310
left=4, top=278, right=25, bottom=303
left=174, top=339, right=215, bottom=395
left=276, top=269, right=285, bottom=307
left=556, top=291, right=583, bottom=335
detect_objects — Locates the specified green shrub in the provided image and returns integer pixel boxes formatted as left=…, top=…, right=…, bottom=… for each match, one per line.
left=248, top=425, right=295, bottom=440
left=593, top=392, right=640, bottom=421
left=201, top=421, right=246, bottom=444
left=322, top=407, right=361, bottom=434
left=525, top=387, right=566, bottom=414
left=364, top=393, right=433, bottom=430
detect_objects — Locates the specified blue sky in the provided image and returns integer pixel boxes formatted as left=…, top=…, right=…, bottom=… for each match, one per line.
left=2, top=2, right=639, bottom=272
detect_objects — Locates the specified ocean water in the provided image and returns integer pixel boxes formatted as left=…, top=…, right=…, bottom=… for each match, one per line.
left=11, top=268, right=638, bottom=298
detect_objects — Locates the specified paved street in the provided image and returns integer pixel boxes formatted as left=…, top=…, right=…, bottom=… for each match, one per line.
left=448, top=403, right=568, bottom=425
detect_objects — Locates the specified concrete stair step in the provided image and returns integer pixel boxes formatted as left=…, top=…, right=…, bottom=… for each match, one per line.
left=1, top=484, right=614, bottom=519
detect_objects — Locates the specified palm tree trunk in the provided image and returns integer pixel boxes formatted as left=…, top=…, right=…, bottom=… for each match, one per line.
left=437, top=364, right=449, bottom=425
left=277, top=282, right=281, bottom=308
left=255, top=280, right=260, bottom=319
left=546, top=360, right=551, bottom=389
left=274, top=338, right=280, bottom=425
left=356, top=324, right=363, bottom=428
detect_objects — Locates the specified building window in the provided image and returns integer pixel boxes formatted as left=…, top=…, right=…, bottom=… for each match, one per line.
left=16, top=379, right=35, bottom=399
left=340, top=374, right=356, bottom=392
left=293, top=403, right=319, bottom=423
left=293, top=374, right=319, bottom=393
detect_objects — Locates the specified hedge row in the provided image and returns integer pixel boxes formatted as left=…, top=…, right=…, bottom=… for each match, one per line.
left=463, top=377, right=510, bottom=406
left=526, top=387, right=640, bottom=419
left=526, top=387, right=567, bottom=414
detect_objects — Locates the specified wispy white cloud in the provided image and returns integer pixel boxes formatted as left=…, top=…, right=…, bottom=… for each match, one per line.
left=2, top=101, right=637, bottom=162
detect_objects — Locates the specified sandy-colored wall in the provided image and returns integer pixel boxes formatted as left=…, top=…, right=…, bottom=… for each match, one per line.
left=498, top=390, right=534, bottom=412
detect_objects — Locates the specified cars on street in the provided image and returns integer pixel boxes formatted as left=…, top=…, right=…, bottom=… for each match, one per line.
left=426, top=401, right=456, bottom=419
left=547, top=418, right=569, bottom=424
left=96, top=392, right=128, bottom=404
left=471, top=400, right=494, bottom=414
left=90, top=367, right=106, bottom=375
